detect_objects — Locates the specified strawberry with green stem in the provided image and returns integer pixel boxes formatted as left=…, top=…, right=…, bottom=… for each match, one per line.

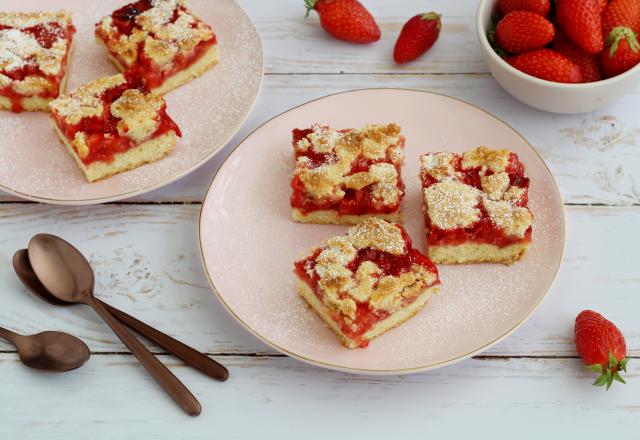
left=575, top=310, right=630, bottom=390
left=304, top=0, right=381, bottom=44
left=600, top=26, right=640, bottom=77
left=393, top=12, right=442, bottom=64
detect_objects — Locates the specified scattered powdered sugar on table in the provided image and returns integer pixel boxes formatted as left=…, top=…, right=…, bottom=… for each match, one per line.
left=201, top=90, right=565, bottom=371
left=0, top=0, right=262, bottom=202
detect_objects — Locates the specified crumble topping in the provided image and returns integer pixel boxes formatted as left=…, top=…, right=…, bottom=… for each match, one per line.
left=420, top=152, right=458, bottom=181
left=347, top=217, right=406, bottom=255
left=302, top=219, right=436, bottom=318
left=110, top=89, right=163, bottom=142
left=71, top=132, right=90, bottom=159
left=0, top=28, right=67, bottom=76
left=0, top=11, right=72, bottom=28
left=420, top=147, right=533, bottom=237
left=482, top=196, right=533, bottom=238
left=480, top=171, right=510, bottom=200
left=11, top=75, right=56, bottom=96
left=293, top=124, right=404, bottom=206
left=462, top=146, right=510, bottom=172
left=369, top=265, right=436, bottom=313
left=97, top=0, right=215, bottom=70
left=423, top=179, right=482, bottom=230
left=50, top=74, right=127, bottom=124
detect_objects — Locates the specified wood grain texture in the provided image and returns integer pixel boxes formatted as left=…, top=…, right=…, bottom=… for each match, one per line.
left=0, top=354, right=638, bottom=439
left=240, top=0, right=486, bottom=74
left=0, top=204, right=637, bottom=357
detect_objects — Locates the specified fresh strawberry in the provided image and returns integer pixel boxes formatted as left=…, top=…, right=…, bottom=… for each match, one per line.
left=556, top=0, right=605, bottom=54
left=393, top=12, right=441, bottom=64
left=575, top=310, right=629, bottom=390
left=601, top=26, right=640, bottom=76
left=496, top=11, right=555, bottom=53
left=553, top=30, right=603, bottom=81
left=498, top=0, right=551, bottom=17
left=602, top=0, right=640, bottom=38
left=508, top=48, right=583, bottom=82
left=304, top=0, right=380, bottom=44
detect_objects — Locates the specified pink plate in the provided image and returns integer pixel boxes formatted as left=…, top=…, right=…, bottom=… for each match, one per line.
left=200, top=89, right=566, bottom=374
left=0, top=0, right=262, bottom=204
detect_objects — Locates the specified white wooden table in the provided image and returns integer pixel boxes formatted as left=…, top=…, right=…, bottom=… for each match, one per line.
left=1, top=1, right=639, bottom=438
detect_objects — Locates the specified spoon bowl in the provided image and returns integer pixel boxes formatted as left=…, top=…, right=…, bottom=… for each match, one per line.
left=19, top=331, right=91, bottom=372
left=13, top=249, right=69, bottom=307
left=28, top=234, right=94, bottom=304
left=0, top=327, right=90, bottom=372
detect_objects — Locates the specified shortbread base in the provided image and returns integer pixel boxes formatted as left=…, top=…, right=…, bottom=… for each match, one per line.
left=427, top=241, right=531, bottom=265
left=292, top=208, right=401, bottom=226
left=98, top=37, right=219, bottom=95
left=296, top=278, right=439, bottom=349
left=53, top=123, right=178, bottom=182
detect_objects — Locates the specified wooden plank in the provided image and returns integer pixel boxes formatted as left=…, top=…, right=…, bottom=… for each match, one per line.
left=239, top=0, right=487, bottom=74
left=0, top=204, right=637, bottom=357
left=0, top=354, right=638, bottom=439
left=2, top=74, right=637, bottom=205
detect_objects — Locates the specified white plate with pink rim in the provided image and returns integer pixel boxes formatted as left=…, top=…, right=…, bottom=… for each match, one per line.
left=0, top=0, right=263, bottom=204
left=199, top=88, right=566, bottom=374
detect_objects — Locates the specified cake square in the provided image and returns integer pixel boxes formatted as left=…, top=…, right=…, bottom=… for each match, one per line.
left=95, top=0, right=218, bottom=95
left=49, top=74, right=181, bottom=182
left=294, top=218, right=441, bottom=349
left=291, top=123, right=406, bottom=225
left=0, top=11, right=75, bottom=112
left=420, top=146, right=533, bottom=265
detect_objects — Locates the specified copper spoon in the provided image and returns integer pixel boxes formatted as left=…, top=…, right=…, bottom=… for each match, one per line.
left=13, top=249, right=228, bottom=381
left=27, top=234, right=201, bottom=416
left=0, top=326, right=90, bottom=372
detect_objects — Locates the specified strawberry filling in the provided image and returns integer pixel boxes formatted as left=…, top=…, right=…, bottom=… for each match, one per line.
left=96, top=0, right=217, bottom=91
left=422, top=152, right=532, bottom=248
left=0, top=22, right=75, bottom=112
left=294, top=228, right=439, bottom=348
left=52, top=82, right=181, bottom=165
left=290, top=128, right=405, bottom=216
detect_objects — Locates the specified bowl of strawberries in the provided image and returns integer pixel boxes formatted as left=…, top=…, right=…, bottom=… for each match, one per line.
left=477, top=0, right=640, bottom=113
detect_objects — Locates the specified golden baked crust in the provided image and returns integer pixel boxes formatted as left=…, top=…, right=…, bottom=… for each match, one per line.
left=49, top=74, right=180, bottom=182
left=95, top=0, right=217, bottom=93
left=420, top=147, right=533, bottom=265
left=50, top=74, right=127, bottom=124
left=291, top=124, right=405, bottom=225
left=0, top=11, right=75, bottom=112
left=294, top=218, right=440, bottom=348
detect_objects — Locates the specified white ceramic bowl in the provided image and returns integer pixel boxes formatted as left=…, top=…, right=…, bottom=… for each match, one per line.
left=476, top=0, right=640, bottom=113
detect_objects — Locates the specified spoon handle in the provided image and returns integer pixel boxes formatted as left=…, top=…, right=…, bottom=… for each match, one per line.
left=98, top=299, right=228, bottom=381
left=88, top=297, right=201, bottom=416
left=0, top=326, right=20, bottom=345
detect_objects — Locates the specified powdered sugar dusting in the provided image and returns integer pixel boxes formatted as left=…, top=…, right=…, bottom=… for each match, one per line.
left=0, top=0, right=262, bottom=203
left=201, top=89, right=565, bottom=373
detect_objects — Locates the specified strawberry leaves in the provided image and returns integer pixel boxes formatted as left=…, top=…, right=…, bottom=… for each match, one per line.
left=586, top=351, right=630, bottom=390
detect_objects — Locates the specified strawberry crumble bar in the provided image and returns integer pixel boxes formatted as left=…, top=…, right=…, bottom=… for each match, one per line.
left=95, top=0, right=218, bottom=95
left=294, top=218, right=441, bottom=348
left=50, top=74, right=181, bottom=182
left=420, top=146, right=533, bottom=265
left=0, top=11, right=75, bottom=112
left=291, top=123, right=406, bottom=225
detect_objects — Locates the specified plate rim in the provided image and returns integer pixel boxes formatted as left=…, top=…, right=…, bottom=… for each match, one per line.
left=198, top=87, right=567, bottom=375
left=0, top=0, right=264, bottom=206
